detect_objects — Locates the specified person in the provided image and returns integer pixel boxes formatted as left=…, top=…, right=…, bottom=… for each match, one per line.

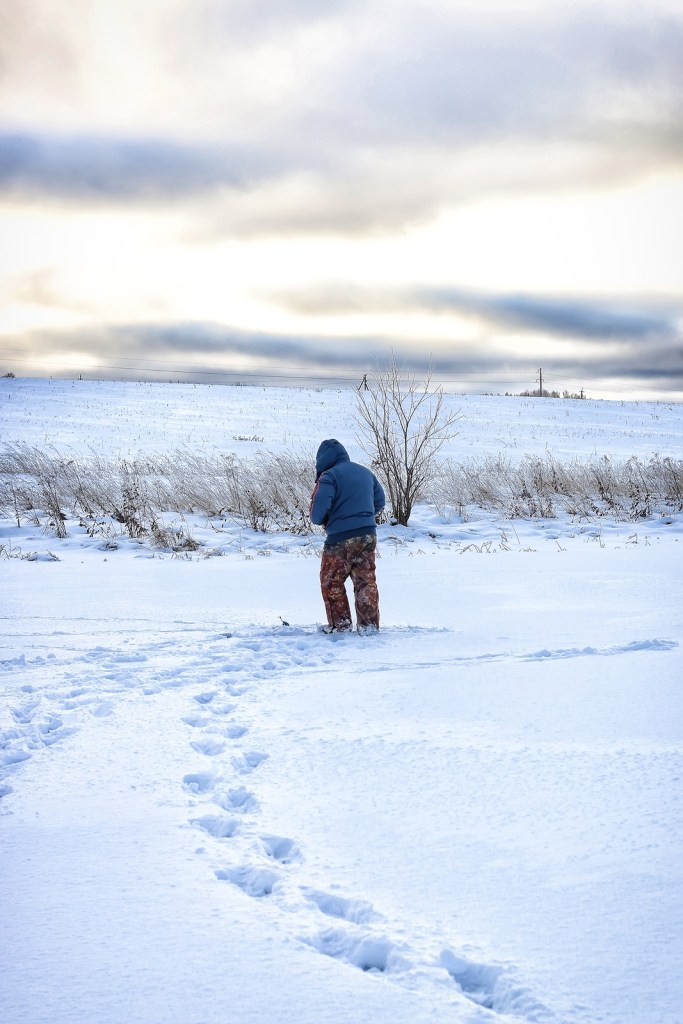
left=309, top=439, right=385, bottom=634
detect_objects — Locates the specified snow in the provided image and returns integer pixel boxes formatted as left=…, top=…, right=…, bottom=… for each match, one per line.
left=3, top=377, right=681, bottom=463
left=1, top=378, right=682, bottom=1024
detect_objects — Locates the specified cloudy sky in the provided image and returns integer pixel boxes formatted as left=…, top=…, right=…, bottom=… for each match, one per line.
left=1, top=0, right=682, bottom=399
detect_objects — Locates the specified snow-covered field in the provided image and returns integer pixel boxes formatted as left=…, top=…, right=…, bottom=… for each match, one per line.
left=2, top=378, right=682, bottom=1024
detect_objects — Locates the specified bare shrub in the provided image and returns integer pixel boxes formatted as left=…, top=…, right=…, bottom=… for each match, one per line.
left=149, top=521, right=202, bottom=552
left=239, top=464, right=275, bottom=532
left=110, top=463, right=152, bottom=538
left=355, top=359, right=460, bottom=526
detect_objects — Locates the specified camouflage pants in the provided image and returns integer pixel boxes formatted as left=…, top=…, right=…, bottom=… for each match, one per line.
left=320, top=534, right=380, bottom=631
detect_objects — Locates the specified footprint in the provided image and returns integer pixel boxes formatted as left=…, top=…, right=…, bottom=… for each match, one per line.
left=191, top=814, right=240, bottom=839
left=193, top=691, right=218, bottom=705
left=440, top=949, right=553, bottom=1018
left=182, top=770, right=216, bottom=793
left=38, top=714, right=64, bottom=736
left=39, top=718, right=78, bottom=746
left=231, top=751, right=268, bottom=774
left=215, top=865, right=280, bottom=897
left=259, top=834, right=301, bottom=864
left=11, top=699, right=40, bottom=725
left=213, top=785, right=259, bottom=814
left=223, top=724, right=248, bottom=740
left=305, top=926, right=398, bottom=974
left=224, top=683, right=248, bottom=697
left=208, top=702, right=238, bottom=717
left=439, top=949, right=501, bottom=1010
left=191, top=736, right=227, bottom=757
left=90, top=702, right=114, bottom=717
left=182, top=713, right=210, bottom=728
left=1, top=749, right=32, bottom=766
left=301, top=889, right=376, bottom=924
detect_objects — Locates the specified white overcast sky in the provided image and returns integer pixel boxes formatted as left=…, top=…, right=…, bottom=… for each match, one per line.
left=1, top=0, right=682, bottom=398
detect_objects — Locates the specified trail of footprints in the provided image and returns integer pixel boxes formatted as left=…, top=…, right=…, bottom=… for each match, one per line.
left=181, top=640, right=553, bottom=1023
left=0, top=682, right=94, bottom=797
left=0, top=625, right=335, bottom=795
left=3, top=628, right=551, bottom=1020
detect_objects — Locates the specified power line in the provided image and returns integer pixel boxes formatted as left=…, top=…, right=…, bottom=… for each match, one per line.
left=2, top=352, right=681, bottom=396
left=0, top=350, right=534, bottom=379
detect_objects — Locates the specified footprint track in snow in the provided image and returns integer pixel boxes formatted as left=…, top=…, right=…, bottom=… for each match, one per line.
left=3, top=620, right=564, bottom=1024
left=191, top=813, right=241, bottom=839
left=186, top=720, right=248, bottom=740
left=192, top=691, right=228, bottom=707
left=303, top=927, right=401, bottom=975
left=171, top=628, right=561, bottom=1022
left=223, top=724, right=248, bottom=739
left=231, top=750, right=268, bottom=774
left=215, top=864, right=281, bottom=898
left=213, top=785, right=259, bottom=814
left=439, top=949, right=556, bottom=1019
left=301, top=888, right=377, bottom=925
left=439, top=950, right=500, bottom=1010
left=181, top=712, right=210, bottom=728
left=213, top=834, right=301, bottom=904
left=2, top=623, right=346, bottom=809
left=182, top=769, right=216, bottom=794
left=297, top=912, right=554, bottom=1020
left=258, top=834, right=301, bottom=864
left=190, top=736, right=227, bottom=757
left=1, top=698, right=79, bottom=778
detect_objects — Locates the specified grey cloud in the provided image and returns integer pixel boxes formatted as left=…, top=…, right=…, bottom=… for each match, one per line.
left=12, top=320, right=392, bottom=371
left=405, top=339, right=683, bottom=392
left=170, top=2, right=683, bottom=154
left=112, top=322, right=394, bottom=370
left=2, top=3, right=682, bottom=224
left=317, top=10, right=683, bottom=152
left=269, top=285, right=682, bottom=344
left=9, top=319, right=683, bottom=394
left=423, top=290, right=681, bottom=343
left=0, top=131, right=266, bottom=201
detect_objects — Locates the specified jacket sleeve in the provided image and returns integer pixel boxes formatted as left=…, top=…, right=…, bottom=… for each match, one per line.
left=373, top=475, right=385, bottom=515
left=310, top=472, right=335, bottom=526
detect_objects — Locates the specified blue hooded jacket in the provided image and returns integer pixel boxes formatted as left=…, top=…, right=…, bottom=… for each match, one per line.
left=310, top=440, right=385, bottom=545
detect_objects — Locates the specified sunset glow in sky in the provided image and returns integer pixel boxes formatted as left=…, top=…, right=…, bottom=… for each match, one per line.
left=1, top=0, right=682, bottom=398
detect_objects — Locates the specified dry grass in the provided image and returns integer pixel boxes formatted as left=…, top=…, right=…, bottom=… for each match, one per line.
left=0, top=444, right=315, bottom=544
left=1, top=445, right=681, bottom=547
left=431, top=453, right=683, bottom=521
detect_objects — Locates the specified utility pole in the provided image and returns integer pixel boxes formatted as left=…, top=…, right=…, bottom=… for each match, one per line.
left=358, top=373, right=369, bottom=391
left=538, top=367, right=544, bottom=398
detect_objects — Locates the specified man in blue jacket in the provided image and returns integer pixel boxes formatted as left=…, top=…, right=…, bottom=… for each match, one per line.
left=310, top=439, right=385, bottom=633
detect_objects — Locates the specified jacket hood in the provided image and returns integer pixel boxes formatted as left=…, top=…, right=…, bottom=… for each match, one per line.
left=316, top=439, right=350, bottom=476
